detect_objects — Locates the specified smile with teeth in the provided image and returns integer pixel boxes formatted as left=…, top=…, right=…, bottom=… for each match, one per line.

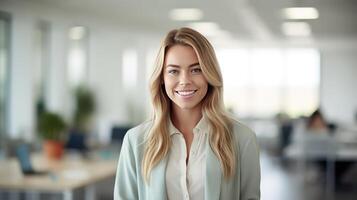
left=175, top=90, right=197, bottom=97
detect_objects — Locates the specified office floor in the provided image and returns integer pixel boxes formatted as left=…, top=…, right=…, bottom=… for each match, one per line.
left=261, top=150, right=357, bottom=200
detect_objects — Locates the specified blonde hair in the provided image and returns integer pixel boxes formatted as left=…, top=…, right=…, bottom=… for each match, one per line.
left=143, top=27, right=236, bottom=182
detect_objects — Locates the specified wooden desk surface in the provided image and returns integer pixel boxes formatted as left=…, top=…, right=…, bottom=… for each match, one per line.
left=0, top=152, right=118, bottom=192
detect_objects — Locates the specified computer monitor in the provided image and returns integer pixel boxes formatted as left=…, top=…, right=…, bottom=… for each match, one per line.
left=16, top=144, right=47, bottom=175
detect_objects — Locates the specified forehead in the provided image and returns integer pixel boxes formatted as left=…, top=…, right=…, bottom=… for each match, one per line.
left=164, top=45, right=199, bottom=66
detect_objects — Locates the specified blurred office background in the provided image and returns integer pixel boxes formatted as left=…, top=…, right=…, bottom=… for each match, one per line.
left=0, top=0, right=357, bottom=199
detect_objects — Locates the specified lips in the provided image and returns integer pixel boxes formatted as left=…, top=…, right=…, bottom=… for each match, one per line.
left=175, top=90, right=197, bottom=97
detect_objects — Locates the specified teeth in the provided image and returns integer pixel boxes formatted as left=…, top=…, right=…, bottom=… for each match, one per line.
left=177, top=90, right=196, bottom=96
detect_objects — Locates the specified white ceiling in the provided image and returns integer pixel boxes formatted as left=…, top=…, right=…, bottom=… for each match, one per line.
left=16, top=0, right=357, bottom=45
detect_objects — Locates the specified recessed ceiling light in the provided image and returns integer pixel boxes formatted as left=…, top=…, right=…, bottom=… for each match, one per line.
left=169, top=8, right=203, bottom=21
left=281, top=22, right=311, bottom=37
left=282, top=7, right=319, bottom=20
left=187, top=22, right=220, bottom=36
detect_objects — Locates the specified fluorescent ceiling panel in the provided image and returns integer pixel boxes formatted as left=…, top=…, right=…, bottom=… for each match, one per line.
left=282, top=7, right=319, bottom=20
left=169, top=8, right=203, bottom=21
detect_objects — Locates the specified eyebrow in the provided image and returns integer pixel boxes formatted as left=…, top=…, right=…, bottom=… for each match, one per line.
left=166, top=62, right=200, bottom=68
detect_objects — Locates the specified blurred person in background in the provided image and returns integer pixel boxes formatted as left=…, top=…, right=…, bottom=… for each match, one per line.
left=305, top=109, right=353, bottom=186
left=307, top=109, right=337, bottom=133
left=307, top=109, right=329, bottom=132
left=114, top=27, right=260, bottom=200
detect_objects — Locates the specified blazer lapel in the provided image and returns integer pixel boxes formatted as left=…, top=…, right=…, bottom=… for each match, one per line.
left=148, top=155, right=168, bottom=200
left=205, top=138, right=222, bottom=200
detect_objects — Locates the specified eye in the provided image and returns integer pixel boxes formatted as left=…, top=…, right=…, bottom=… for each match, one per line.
left=168, top=69, right=179, bottom=75
left=191, top=68, right=202, bottom=74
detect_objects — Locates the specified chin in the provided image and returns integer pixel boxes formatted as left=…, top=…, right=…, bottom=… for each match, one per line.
left=176, top=104, right=193, bottom=110
left=175, top=102, right=201, bottom=110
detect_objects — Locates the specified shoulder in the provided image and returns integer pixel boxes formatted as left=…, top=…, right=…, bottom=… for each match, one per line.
left=231, top=118, right=256, bottom=141
left=230, top=118, right=258, bottom=151
left=123, top=120, right=153, bottom=147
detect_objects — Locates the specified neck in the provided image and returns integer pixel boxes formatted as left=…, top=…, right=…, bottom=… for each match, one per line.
left=171, top=104, right=203, bottom=134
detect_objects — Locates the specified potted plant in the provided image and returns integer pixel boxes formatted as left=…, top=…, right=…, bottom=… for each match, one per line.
left=38, top=112, right=67, bottom=159
left=73, top=86, right=96, bottom=133
left=66, top=86, right=96, bottom=151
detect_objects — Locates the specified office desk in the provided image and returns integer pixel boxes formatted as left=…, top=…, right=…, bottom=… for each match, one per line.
left=284, top=132, right=357, bottom=200
left=0, top=152, right=118, bottom=200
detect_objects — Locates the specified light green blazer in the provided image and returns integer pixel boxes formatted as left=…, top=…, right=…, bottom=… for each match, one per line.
left=114, top=119, right=260, bottom=200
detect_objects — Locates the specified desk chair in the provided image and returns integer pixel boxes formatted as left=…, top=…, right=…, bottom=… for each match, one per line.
left=104, top=125, right=131, bottom=158
left=111, top=126, right=131, bottom=143
left=66, top=130, right=88, bottom=152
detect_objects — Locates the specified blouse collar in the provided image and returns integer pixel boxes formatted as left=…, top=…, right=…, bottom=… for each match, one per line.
left=168, top=114, right=209, bottom=136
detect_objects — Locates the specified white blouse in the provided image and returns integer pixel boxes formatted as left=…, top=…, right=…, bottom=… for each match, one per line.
left=166, top=116, right=209, bottom=200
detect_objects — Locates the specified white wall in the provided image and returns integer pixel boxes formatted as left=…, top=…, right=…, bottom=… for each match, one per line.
left=8, top=12, right=36, bottom=139
left=0, top=0, right=161, bottom=142
left=320, top=46, right=357, bottom=124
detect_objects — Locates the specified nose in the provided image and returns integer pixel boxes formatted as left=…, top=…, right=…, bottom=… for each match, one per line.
left=179, top=71, right=192, bottom=85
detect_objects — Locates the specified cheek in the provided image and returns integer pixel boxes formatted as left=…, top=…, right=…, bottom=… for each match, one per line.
left=163, top=77, right=174, bottom=94
left=200, top=81, right=209, bottom=97
left=202, top=84, right=208, bottom=96
left=164, top=84, right=171, bottom=96
left=198, top=78, right=208, bottom=91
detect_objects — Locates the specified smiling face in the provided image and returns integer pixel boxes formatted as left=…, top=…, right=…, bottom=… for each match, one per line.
left=163, top=44, right=208, bottom=112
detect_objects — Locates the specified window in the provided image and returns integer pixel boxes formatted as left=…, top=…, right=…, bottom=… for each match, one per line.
left=67, top=26, right=89, bottom=87
left=217, top=48, right=320, bottom=118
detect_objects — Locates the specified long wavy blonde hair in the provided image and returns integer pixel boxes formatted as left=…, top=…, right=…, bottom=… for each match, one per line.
left=142, top=27, right=236, bottom=182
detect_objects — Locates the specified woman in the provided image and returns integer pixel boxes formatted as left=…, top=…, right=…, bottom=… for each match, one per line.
left=306, top=109, right=329, bottom=132
left=305, top=109, right=351, bottom=185
left=114, top=27, right=260, bottom=200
